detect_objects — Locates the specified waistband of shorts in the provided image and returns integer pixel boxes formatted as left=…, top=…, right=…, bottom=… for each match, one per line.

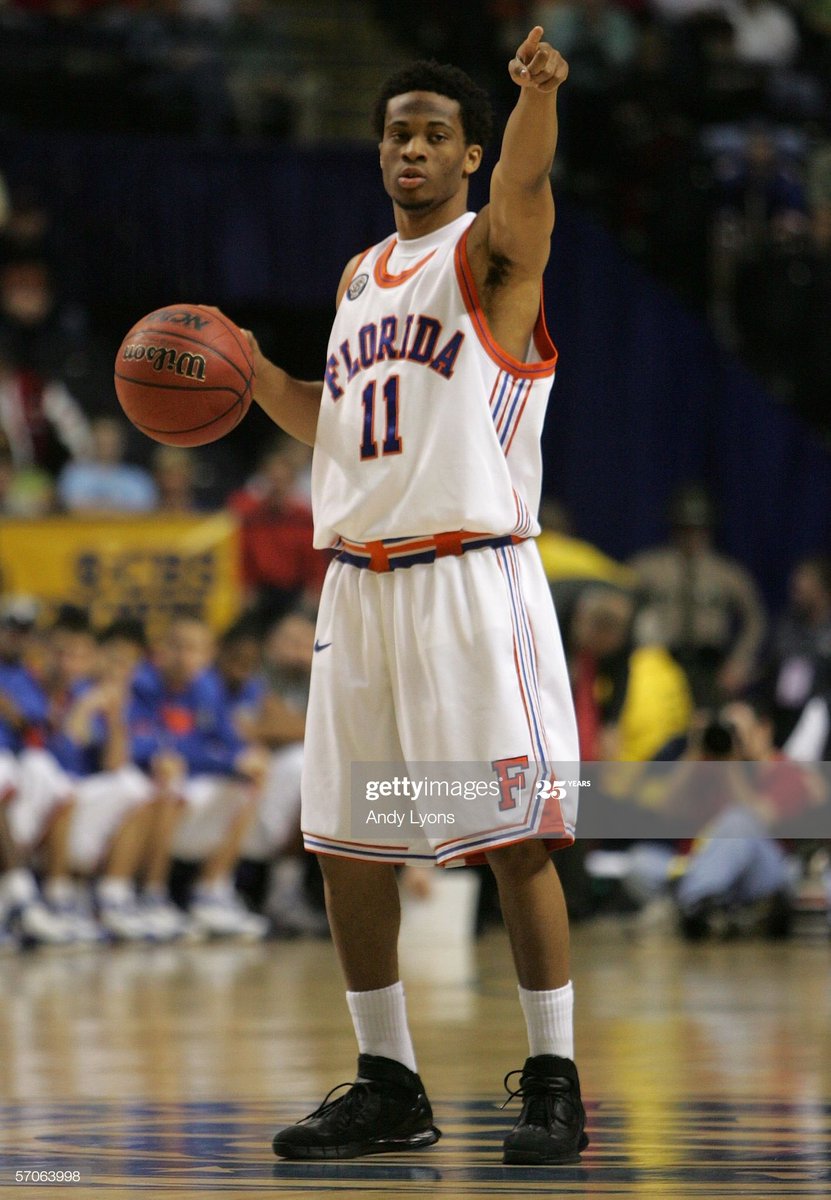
left=334, top=531, right=525, bottom=572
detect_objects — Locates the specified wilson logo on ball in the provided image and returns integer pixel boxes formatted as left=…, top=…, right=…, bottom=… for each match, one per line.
left=122, top=343, right=207, bottom=381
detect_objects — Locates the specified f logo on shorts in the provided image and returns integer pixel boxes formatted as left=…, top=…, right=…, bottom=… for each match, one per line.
left=491, top=755, right=529, bottom=812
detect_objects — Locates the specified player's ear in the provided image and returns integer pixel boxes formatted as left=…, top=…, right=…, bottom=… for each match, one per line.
left=462, top=144, right=483, bottom=178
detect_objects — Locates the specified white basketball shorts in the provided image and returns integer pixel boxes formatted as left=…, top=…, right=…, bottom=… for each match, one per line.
left=3, top=749, right=75, bottom=850
left=171, top=775, right=256, bottom=862
left=301, top=538, right=579, bottom=866
left=68, top=765, right=155, bottom=873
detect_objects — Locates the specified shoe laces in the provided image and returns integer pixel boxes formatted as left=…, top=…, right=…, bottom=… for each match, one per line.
left=500, top=1068, right=577, bottom=1126
left=303, top=1080, right=375, bottom=1130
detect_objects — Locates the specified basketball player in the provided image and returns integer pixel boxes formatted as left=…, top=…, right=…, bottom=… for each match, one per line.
left=240, top=27, right=588, bottom=1164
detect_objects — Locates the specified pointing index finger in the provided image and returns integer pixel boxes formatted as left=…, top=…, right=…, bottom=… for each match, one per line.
left=517, top=25, right=544, bottom=65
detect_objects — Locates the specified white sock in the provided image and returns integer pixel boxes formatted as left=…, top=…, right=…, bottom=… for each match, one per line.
left=194, top=876, right=234, bottom=900
left=268, top=858, right=304, bottom=903
left=142, top=882, right=168, bottom=901
left=346, top=982, right=418, bottom=1073
left=96, top=877, right=136, bottom=907
left=1, top=868, right=39, bottom=908
left=43, top=877, right=77, bottom=907
left=518, top=981, right=574, bottom=1060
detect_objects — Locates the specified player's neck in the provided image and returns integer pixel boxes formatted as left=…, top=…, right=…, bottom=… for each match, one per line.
left=392, top=193, right=469, bottom=241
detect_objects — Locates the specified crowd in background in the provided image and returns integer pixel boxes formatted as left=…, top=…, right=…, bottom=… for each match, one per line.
left=1, top=1, right=830, bottom=949
left=2, top=472, right=831, bottom=951
left=2, top=0, right=831, bottom=432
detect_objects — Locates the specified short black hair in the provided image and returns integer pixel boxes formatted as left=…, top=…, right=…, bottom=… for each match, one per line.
left=373, top=60, right=493, bottom=148
left=51, top=604, right=92, bottom=635
left=98, top=617, right=148, bottom=650
left=219, top=615, right=263, bottom=649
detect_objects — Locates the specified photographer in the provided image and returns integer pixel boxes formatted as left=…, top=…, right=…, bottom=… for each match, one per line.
left=677, top=700, right=811, bottom=936
left=625, top=700, right=817, bottom=937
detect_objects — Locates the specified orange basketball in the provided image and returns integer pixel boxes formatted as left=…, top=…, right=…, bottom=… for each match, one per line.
left=114, top=304, right=254, bottom=446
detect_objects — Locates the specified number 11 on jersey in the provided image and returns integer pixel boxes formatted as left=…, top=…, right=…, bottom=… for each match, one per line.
left=360, top=376, right=402, bottom=460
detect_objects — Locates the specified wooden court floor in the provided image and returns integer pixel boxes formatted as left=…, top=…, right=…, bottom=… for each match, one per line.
left=0, top=876, right=829, bottom=1200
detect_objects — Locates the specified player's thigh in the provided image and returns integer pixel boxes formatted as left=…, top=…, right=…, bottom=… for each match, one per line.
left=392, top=542, right=577, bottom=765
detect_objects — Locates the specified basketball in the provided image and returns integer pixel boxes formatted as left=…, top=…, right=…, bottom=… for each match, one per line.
left=113, top=304, right=254, bottom=446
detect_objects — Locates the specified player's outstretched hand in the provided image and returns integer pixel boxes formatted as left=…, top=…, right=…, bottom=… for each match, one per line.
left=509, top=26, right=568, bottom=93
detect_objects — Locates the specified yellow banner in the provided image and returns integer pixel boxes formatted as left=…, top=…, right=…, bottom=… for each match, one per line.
left=0, top=514, right=242, bottom=636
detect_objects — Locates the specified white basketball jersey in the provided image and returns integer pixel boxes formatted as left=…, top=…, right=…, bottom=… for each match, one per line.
left=311, top=211, right=557, bottom=548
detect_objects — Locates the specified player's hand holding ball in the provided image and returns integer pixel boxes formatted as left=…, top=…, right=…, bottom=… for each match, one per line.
left=114, top=303, right=254, bottom=446
left=509, top=26, right=568, bottom=93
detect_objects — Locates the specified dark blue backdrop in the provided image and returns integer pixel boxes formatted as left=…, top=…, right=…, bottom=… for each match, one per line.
left=2, top=130, right=828, bottom=609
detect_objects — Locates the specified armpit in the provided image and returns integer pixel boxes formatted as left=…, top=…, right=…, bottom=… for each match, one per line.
left=485, top=250, right=513, bottom=292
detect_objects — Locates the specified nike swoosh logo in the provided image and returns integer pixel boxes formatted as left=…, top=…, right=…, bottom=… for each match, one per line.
left=314, top=640, right=332, bottom=652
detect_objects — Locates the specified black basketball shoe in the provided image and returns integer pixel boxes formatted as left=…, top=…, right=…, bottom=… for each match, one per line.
left=501, top=1054, right=589, bottom=1165
left=272, top=1053, right=441, bottom=1160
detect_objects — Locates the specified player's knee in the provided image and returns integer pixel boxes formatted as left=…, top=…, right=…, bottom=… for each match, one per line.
left=316, top=853, right=393, bottom=889
left=485, top=838, right=551, bottom=880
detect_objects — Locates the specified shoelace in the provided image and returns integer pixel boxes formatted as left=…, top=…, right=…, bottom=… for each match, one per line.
left=500, top=1069, right=576, bottom=1123
left=301, top=1080, right=374, bottom=1128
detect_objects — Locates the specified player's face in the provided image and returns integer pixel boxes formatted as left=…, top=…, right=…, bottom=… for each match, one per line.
left=159, top=620, right=214, bottom=686
left=51, top=630, right=97, bottom=686
left=99, top=638, right=143, bottom=686
left=379, top=93, right=482, bottom=215
left=219, top=637, right=261, bottom=687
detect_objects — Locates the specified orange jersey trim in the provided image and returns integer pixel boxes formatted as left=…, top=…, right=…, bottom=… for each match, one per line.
left=373, top=240, right=437, bottom=289
left=453, top=226, right=558, bottom=379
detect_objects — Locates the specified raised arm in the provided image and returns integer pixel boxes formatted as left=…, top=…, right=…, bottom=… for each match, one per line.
left=241, top=254, right=364, bottom=448
left=479, top=26, right=568, bottom=279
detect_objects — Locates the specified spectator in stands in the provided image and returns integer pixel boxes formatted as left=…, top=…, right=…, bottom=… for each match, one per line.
left=532, top=0, right=637, bottom=196
left=0, top=598, right=84, bottom=945
left=129, top=614, right=269, bottom=939
left=0, top=186, right=54, bottom=263
left=608, top=19, right=690, bottom=249
left=807, top=135, right=831, bottom=253
left=239, top=610, right=328, bottom=936
left=0, top=337, right=91, bottom=475
left=567, top=585, right=693, bottom=761
left=0, top=427, right=54, bottom=516
left=150, top=445, right=202, bottom=513
left=722, top=0, right=800, bottom=69
left=766, top=556, right=831, bottom=745
left=41, top=608, right=166, bottom=941
left=211, top=618, right=267, bottom=744
left=710, top=126, right=809, bottom=349
left=57, top=416, right=158, bottom=514
left=629, top=483, right=767, bottom=703
left=223, top=0, right=299, bottom=139
left=675, top=698, right=813, bottom=937
left=230, top=439, right=327, bottom=630
left=0, top=256, right=108, bottom=413
left=621, top=697, right=807, bottom=937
